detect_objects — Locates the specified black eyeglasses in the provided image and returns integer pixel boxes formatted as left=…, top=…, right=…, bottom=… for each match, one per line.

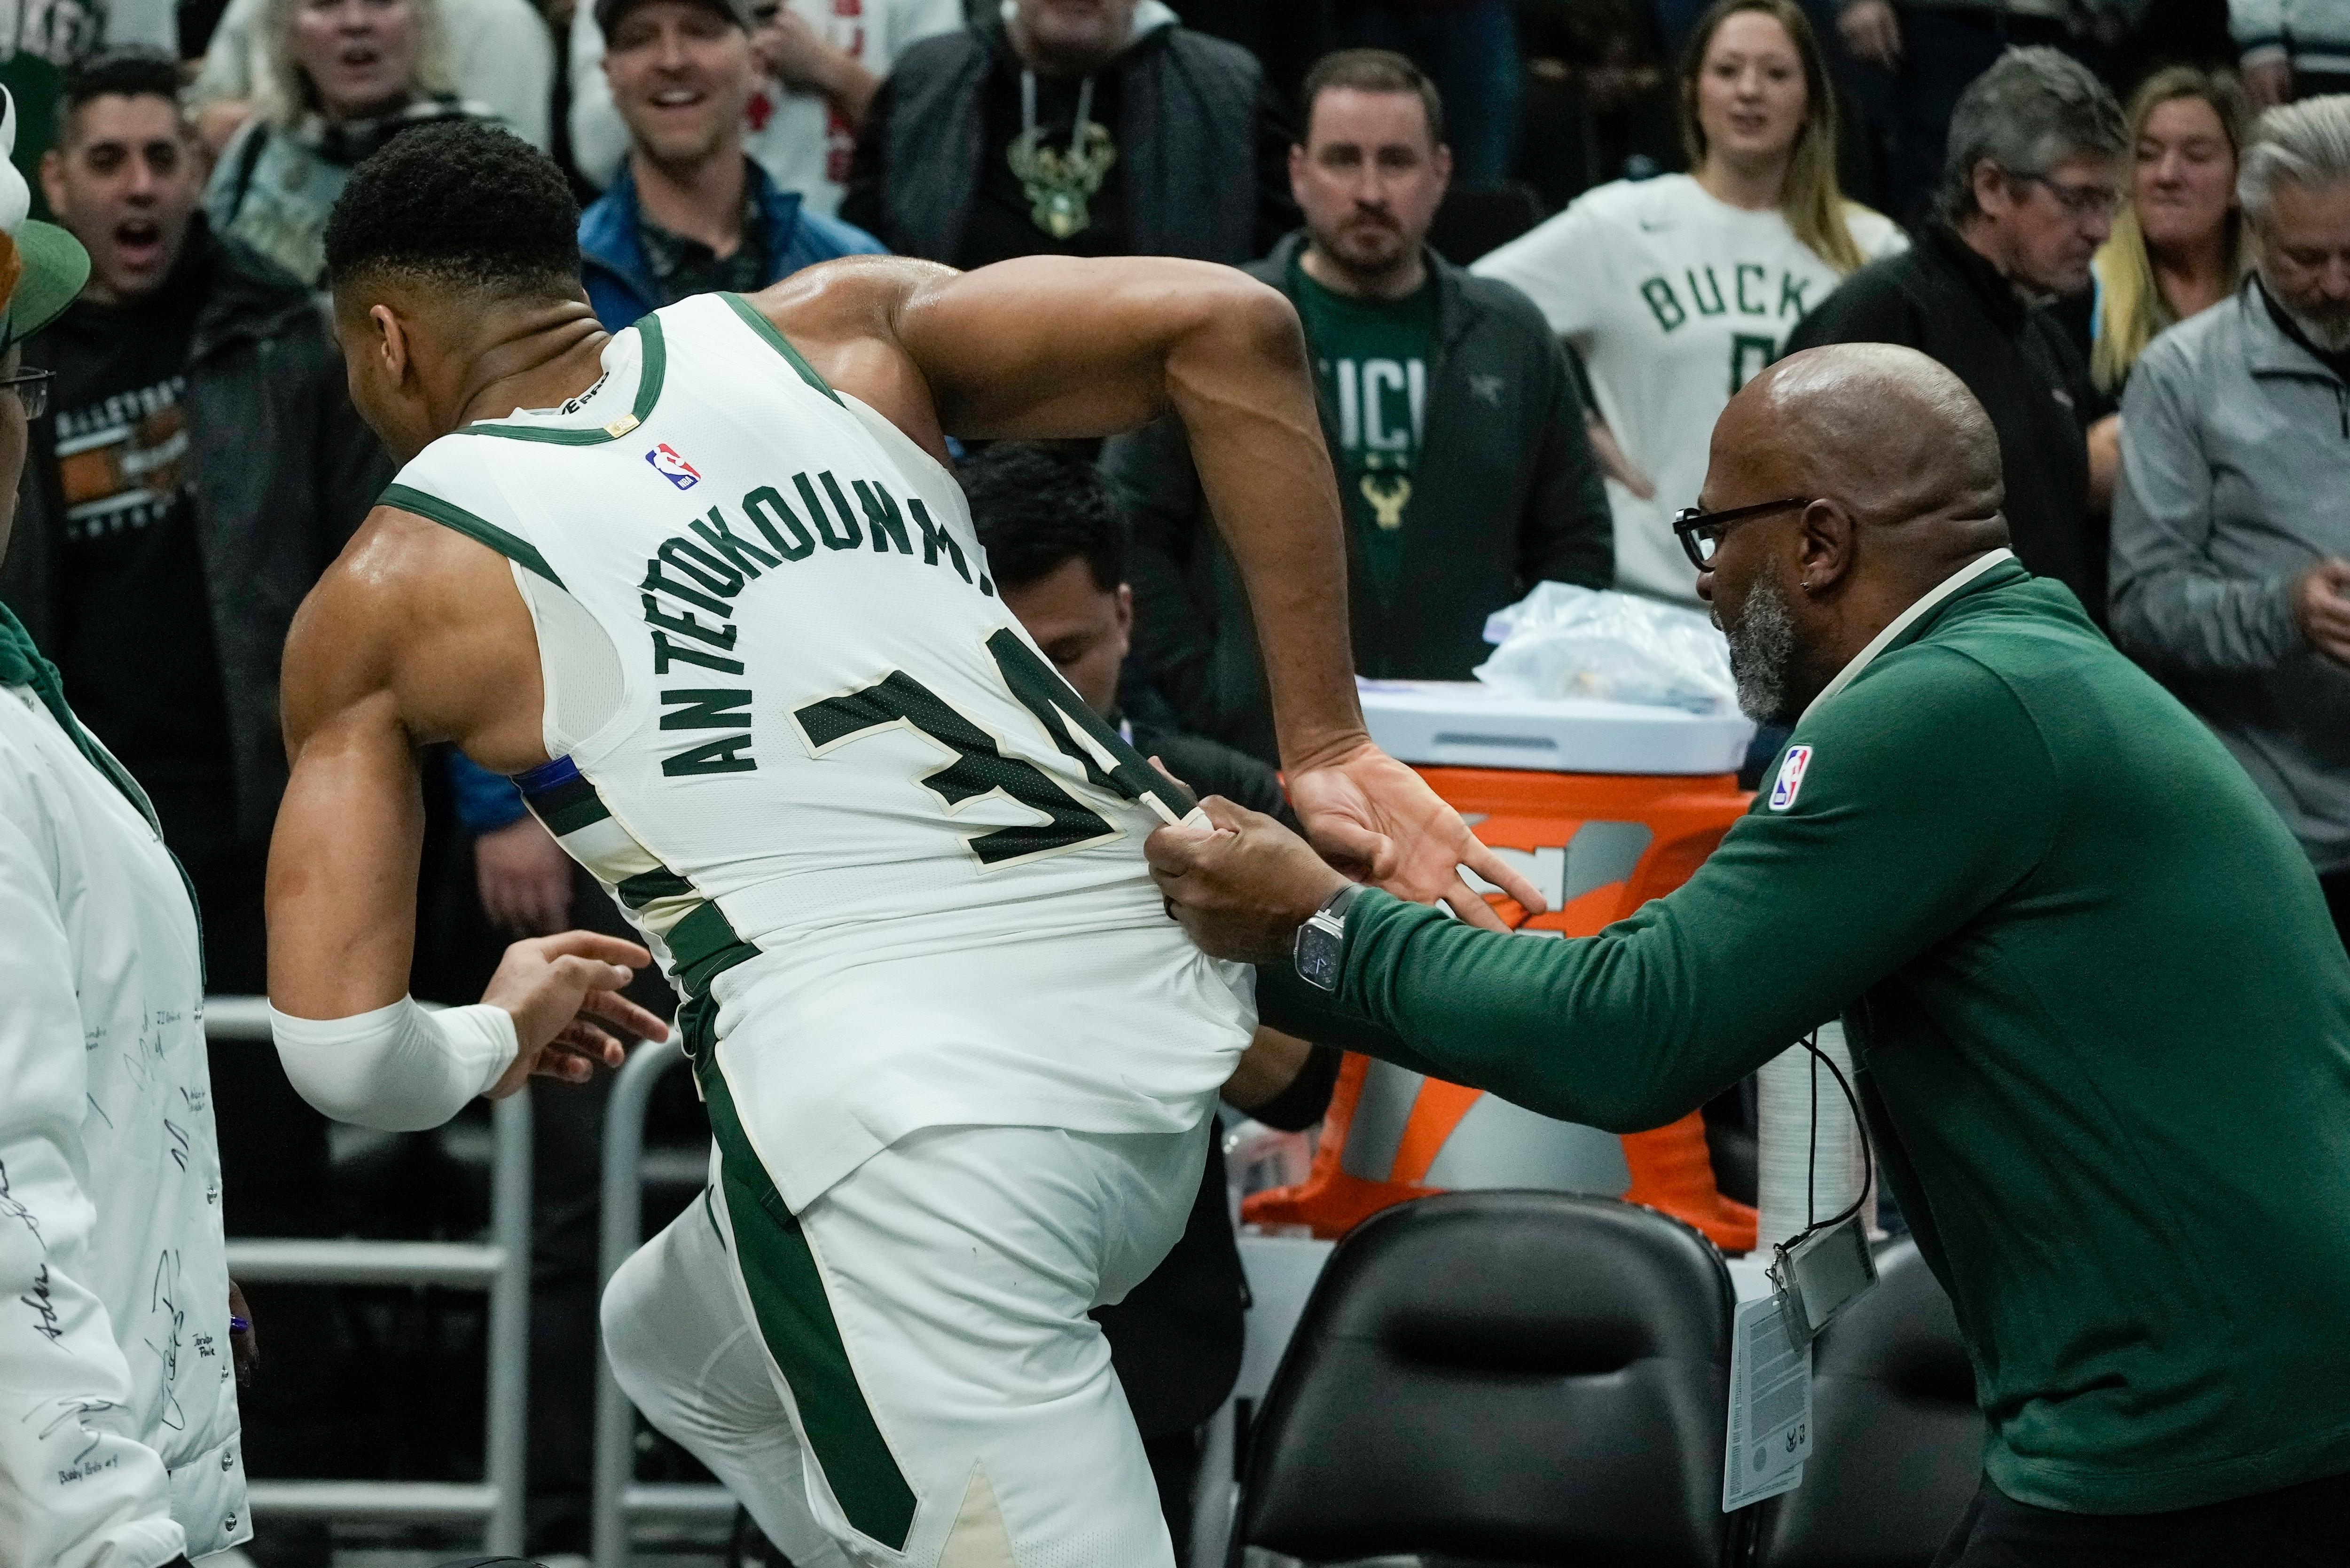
left=1672, top=496, right=1813, bottom=569
left=0, top=367, right=53, bottom=420
left=2010, top=171, right=2124, bottom=220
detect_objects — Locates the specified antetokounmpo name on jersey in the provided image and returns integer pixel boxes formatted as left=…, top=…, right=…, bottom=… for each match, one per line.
left=635, top=470, right=993, bottom=777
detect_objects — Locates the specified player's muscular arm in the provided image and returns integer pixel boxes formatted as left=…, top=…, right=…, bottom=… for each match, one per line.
left=758, top=256, right=1545, bottom=925
left=269, top=517, right=439, bottom=1021
left=268, top=513, right=665, bottom=1125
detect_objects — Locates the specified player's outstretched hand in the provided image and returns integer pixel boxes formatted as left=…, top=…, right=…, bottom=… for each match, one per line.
left=1285, top=741, right=1545, bottom=930
left=1148, top=796, right=1350, bottom=965
left=481, top=931, right=672, bottom=1097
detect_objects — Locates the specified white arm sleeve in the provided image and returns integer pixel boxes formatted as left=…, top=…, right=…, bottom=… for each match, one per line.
left=271, top=999, right=521, bottom=1132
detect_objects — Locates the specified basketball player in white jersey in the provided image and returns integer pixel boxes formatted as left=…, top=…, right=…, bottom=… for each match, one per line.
left=261, top=124, right=1539, bottom=1566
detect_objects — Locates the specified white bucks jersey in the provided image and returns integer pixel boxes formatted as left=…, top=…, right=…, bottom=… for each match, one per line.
left=388, top=293, right=1251, bottom=1206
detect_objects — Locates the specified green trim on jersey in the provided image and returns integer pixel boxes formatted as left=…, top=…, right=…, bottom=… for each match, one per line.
left=616, top=866, right=695, bottom=908
left=722, top=292, right=843, bottom=407
left=461, top=311, right=670, bottom=445
left=665, top=901, right=759, bottom=997
left=518, top=764, right=761, bottom=998
left=379, top=482, right=566, bottom=588
left=697, top=1050, right=920, bottom=1551
left=525, top=771, right=612, bottom=838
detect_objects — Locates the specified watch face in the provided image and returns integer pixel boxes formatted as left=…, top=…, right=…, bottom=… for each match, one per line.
left=1295, top=923, right=1342, bottom=991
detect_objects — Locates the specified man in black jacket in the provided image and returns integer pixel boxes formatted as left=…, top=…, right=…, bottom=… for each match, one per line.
left=840, top=0, right=1296, bottom=267
left=1101, top=49, right=1613, bottom=765
left=1785, top=47, right=2125, bottom=620
left=0, top=51, right=388, bottom=1516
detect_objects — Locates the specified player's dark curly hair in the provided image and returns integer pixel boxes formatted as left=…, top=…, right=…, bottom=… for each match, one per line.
left=961, top=443, right=1128, bottom=594
left=323, top=120, right=580, bottom=298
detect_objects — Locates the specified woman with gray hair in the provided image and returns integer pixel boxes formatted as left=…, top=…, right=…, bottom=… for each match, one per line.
left=201, top=0, right=502, bottom=285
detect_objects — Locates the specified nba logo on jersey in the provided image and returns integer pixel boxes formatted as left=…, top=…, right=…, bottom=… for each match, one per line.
left=1768, top=745, right=1812, bottom=811
left=646, top=444, right=701, bottom=490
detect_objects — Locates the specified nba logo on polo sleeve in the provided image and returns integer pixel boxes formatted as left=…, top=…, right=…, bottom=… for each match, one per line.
left=646, top=443, right=701, bottom=490
left=1768, top=746, right=1812, bottom=810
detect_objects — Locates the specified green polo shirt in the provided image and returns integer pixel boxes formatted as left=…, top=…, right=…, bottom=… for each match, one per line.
left=1338, top=555, right=2350, bottom=1513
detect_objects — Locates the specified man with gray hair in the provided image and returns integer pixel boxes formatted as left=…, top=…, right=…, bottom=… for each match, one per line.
left=1787, top=46, right=2126, bottom=621
left=2111, top=95, right=2350, bottom=948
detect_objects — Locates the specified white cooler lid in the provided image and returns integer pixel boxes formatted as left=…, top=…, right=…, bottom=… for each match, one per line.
left=1359, top=679, right=1755, bottom=776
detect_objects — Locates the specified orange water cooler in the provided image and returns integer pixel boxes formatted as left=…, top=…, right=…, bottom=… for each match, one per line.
left=1245, top=681, right=1761, bottom=1253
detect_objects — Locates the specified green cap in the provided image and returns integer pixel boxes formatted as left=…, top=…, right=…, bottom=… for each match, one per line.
left=7, top=220, right=91, bottom=346
left=0, top=88, right=90, bottom=349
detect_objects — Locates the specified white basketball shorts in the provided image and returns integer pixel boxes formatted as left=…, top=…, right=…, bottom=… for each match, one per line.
left=601, top=1060, right=1209, bottom=1568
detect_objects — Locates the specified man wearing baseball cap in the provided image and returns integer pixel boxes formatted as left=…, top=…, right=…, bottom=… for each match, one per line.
left=574, top=0, right=883, bottom=332
left=0, top=80, right=256, bottom=1568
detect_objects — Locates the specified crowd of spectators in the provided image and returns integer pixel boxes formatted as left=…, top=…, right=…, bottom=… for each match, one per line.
left=4, top=0, right=2350, bottom=1561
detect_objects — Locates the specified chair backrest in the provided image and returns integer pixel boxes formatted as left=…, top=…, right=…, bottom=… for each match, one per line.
left=1236, top=1191, right=1736, bottom=1567
left=1754, top=1239, right=1983, bottom=1568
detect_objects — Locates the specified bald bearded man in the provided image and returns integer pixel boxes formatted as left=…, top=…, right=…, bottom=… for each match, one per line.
left=1148, top=343, right=2350, bottom=1563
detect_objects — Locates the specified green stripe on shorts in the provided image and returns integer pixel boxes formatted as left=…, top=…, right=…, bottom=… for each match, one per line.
left=696, top=1052, right=918, bottom=1550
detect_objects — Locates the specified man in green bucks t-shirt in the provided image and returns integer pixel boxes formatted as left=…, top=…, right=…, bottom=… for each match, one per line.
left=1148, top=343, right=2350, bottom=1565
left=1288, top=212, right=1436, bottom=609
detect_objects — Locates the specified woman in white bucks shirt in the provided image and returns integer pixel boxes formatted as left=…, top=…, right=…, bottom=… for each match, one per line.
left=1473, top=0, right=1904, bottom=604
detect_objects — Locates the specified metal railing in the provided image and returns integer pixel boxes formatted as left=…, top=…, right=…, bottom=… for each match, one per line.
left=593, top=1038, right=734, bottom=1568
left=205, top=996, right=533, bottom=1554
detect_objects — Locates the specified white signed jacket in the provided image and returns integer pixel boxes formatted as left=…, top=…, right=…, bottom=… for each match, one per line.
left=0, top=661, right=249, bottom=1567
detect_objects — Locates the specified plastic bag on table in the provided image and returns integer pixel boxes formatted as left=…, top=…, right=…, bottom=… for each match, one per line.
left=1473, top=581, right=1735, bottom=713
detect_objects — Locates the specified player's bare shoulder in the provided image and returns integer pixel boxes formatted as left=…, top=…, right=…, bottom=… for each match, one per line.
left=742, top=253, right=957, bottom=345
left=283, top=502, right=542, bottom=758
left=739, top=257, right=963, bottom=456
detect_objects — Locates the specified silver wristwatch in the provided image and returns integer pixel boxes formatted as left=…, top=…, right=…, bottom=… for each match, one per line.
left=1293, top=883, right=1367, bottom=992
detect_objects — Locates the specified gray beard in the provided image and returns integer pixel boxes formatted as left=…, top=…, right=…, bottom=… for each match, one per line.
left=2290, top=302, right=2350, bottom=353
left=2267, top=268, right=2350, bottom=351
left=1722, top=572, right=1799, bottom=726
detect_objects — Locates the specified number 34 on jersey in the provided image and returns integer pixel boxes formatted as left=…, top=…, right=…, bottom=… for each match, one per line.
left=636, top=464, right=1193, bottom=872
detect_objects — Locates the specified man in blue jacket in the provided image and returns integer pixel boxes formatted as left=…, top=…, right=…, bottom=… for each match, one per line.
left=577, top=0, right=881, bottom=329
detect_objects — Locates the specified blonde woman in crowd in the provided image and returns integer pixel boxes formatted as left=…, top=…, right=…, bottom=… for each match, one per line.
left=202, top=0, right=502, bottom=285
left=1473, top=0, right=1903, bottom=604
left=191, top=0, right=553, bottom=153
left=2090, top=67, right=2256, bottom=392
